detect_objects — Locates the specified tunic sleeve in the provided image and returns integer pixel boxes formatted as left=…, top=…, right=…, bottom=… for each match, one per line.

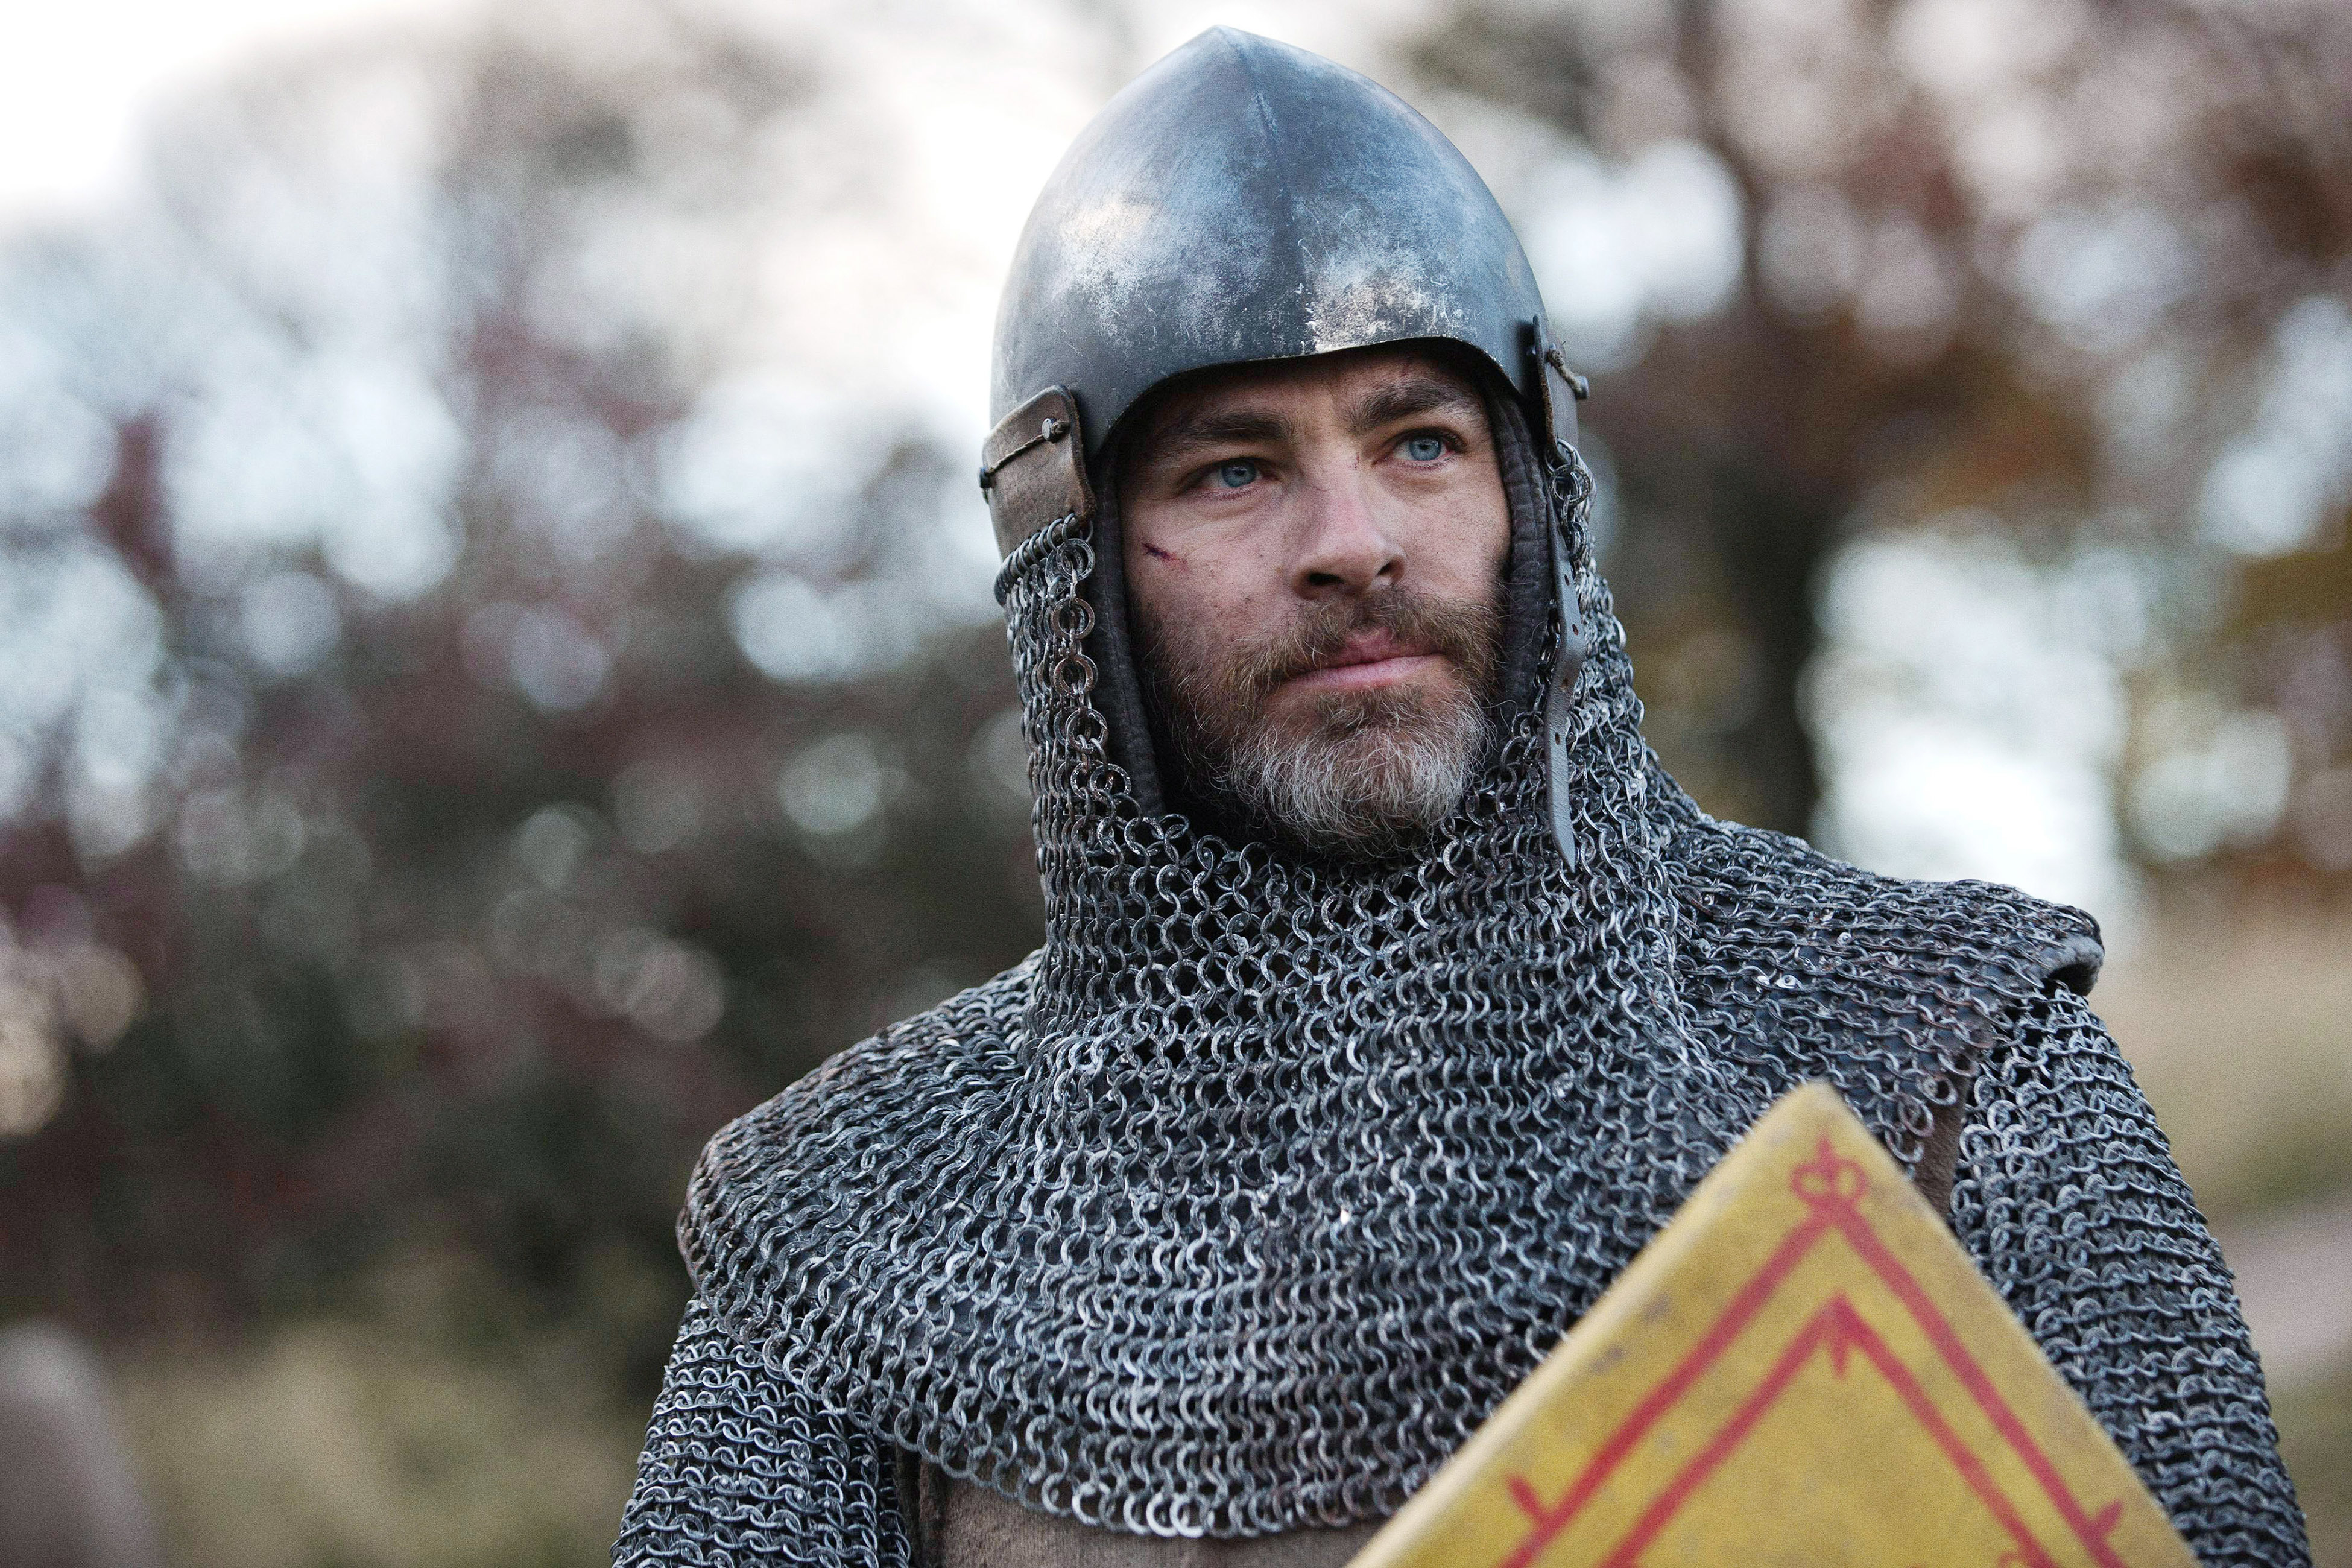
left=613, top=1296, right=915, bottom=1567
left=1949, top=982, right=2310, bottom=1566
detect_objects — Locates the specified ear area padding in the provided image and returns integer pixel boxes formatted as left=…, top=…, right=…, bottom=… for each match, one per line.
left=981, top=387, right=1094, bottom=557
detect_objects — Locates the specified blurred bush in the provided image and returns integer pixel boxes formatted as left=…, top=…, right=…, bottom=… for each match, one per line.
left=0, top=0, right=1042, bottom=1378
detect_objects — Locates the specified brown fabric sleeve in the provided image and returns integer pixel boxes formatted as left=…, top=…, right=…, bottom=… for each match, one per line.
left=1911, top=1084, right=1967, bottom=1223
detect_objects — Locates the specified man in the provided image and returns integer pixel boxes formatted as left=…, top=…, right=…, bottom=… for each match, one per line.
left=615, top=28, right=2308, bottom=1567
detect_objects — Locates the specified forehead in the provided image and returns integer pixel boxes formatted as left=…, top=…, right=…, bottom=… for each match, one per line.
left=1130, top=341, right=1489, bottom=444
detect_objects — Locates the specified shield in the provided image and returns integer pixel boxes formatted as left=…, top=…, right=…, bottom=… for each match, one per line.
left=1349, top=1084, right=2198, bottom=1568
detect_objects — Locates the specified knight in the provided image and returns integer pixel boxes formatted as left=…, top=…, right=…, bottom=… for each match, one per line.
left=614, top=28, right=2309, bottom=1566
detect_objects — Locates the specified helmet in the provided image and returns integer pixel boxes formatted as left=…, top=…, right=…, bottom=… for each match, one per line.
left=979, top=26, right=1585, bottom=561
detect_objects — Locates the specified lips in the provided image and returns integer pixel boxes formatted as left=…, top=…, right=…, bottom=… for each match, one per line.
left=1315, top=631, right=1421, bottom=669
left=1219, top=593, right=1499, bottom=708
left=1285, top=631, right=1444, bottom=691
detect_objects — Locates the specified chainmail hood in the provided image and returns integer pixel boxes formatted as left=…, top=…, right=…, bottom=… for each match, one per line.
left=678, top=405, right=2102, bottom=1536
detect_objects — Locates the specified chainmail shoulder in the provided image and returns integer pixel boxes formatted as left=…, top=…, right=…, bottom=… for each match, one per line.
left=615, top=1297, right=913, bottom=1566
left=1951, top=984, right=2309, bottom=1564
left=1659, top=801, right=2105, bottom=1168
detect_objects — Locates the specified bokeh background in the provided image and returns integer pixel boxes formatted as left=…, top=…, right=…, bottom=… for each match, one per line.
left=0, top=0, right=2346, bottom=1561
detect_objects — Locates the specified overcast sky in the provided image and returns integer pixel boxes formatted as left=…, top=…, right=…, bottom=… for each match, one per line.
left=0, top=0, right=1427, bottom=223
left=0, top=0, right=485, bottom=221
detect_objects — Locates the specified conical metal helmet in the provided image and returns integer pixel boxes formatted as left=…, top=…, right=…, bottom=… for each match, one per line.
left=980, top=26, right=1584, bottom=558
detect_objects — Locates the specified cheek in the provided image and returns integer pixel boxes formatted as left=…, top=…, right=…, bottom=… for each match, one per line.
left=1394, top=476, right=1511, bottom=590
left=1130, top=526, right=1282, bottom=640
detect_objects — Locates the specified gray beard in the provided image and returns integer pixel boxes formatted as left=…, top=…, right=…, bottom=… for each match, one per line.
left=1209, top=684, right=1490, bottom=856
left=1135, top=590, right=1500, bottom=858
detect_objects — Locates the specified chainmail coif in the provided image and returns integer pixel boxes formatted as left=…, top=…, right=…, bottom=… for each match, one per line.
left=615, top=437, right=2309, bottom=1563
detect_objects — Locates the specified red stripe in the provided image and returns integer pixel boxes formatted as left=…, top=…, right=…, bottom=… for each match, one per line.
left=1592, top=1301, right=1839, bottom=1566
left=1496, top=1210, right=1834, bottom=1568
left=1821, top=1297, right=2060, bottom=1568
left=1491, top=1142, right=2126, bottom=1568
left=1828, top=1204, right=2128, bottom=1568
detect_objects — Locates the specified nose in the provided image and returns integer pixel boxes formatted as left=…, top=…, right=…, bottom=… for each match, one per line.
left=1289, top=466, right=1402, bottom=601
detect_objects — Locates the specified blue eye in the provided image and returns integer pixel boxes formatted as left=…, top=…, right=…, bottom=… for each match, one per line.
left=1402, top=434, right=1447, bottom=462
left=1215, top=458, right=1259, bottom=489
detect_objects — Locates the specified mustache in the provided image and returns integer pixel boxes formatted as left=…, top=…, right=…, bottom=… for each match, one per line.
left=1222, top=590, right=1502, bottom=704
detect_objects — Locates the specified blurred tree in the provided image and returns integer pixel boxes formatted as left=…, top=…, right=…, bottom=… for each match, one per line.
left=1405, top=0, right=2352, bottom=850
left=0, top=1, right=1043, bottom=1385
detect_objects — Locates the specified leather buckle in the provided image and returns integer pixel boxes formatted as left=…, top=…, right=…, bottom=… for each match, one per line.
left=1523, top=318, right=1586, bottom=460
left=979, top=387, right=1095, bottom=558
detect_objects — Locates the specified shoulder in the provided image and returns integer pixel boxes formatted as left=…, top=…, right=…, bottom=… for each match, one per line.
left=680, top=960, right=1034, bottom=1296
left=1660, top=806, right=2104, bottom=1001
left=701, top=956, right=1032, bottom=1160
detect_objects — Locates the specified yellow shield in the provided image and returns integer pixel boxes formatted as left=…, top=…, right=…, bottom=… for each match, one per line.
left=1350, top=1083, right=2196, bottom=1568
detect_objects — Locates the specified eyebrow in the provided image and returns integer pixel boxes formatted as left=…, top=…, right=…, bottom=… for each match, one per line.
left=1138, top=369, right=1485, bottom=473
left=1145, top=408, right=1297, bottom=467
left=1345, top=373, right=1484, bottom=434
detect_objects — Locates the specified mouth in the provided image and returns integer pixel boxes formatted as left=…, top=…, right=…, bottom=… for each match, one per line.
left=1280, top=633, right=1447, bottom=694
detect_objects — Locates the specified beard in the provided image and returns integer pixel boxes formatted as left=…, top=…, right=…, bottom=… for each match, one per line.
left=1135, top=587, right=1502, bottom=858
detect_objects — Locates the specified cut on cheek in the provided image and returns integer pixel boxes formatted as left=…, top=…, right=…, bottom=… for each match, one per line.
left=1140, top=542, right=1180, bottom=564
